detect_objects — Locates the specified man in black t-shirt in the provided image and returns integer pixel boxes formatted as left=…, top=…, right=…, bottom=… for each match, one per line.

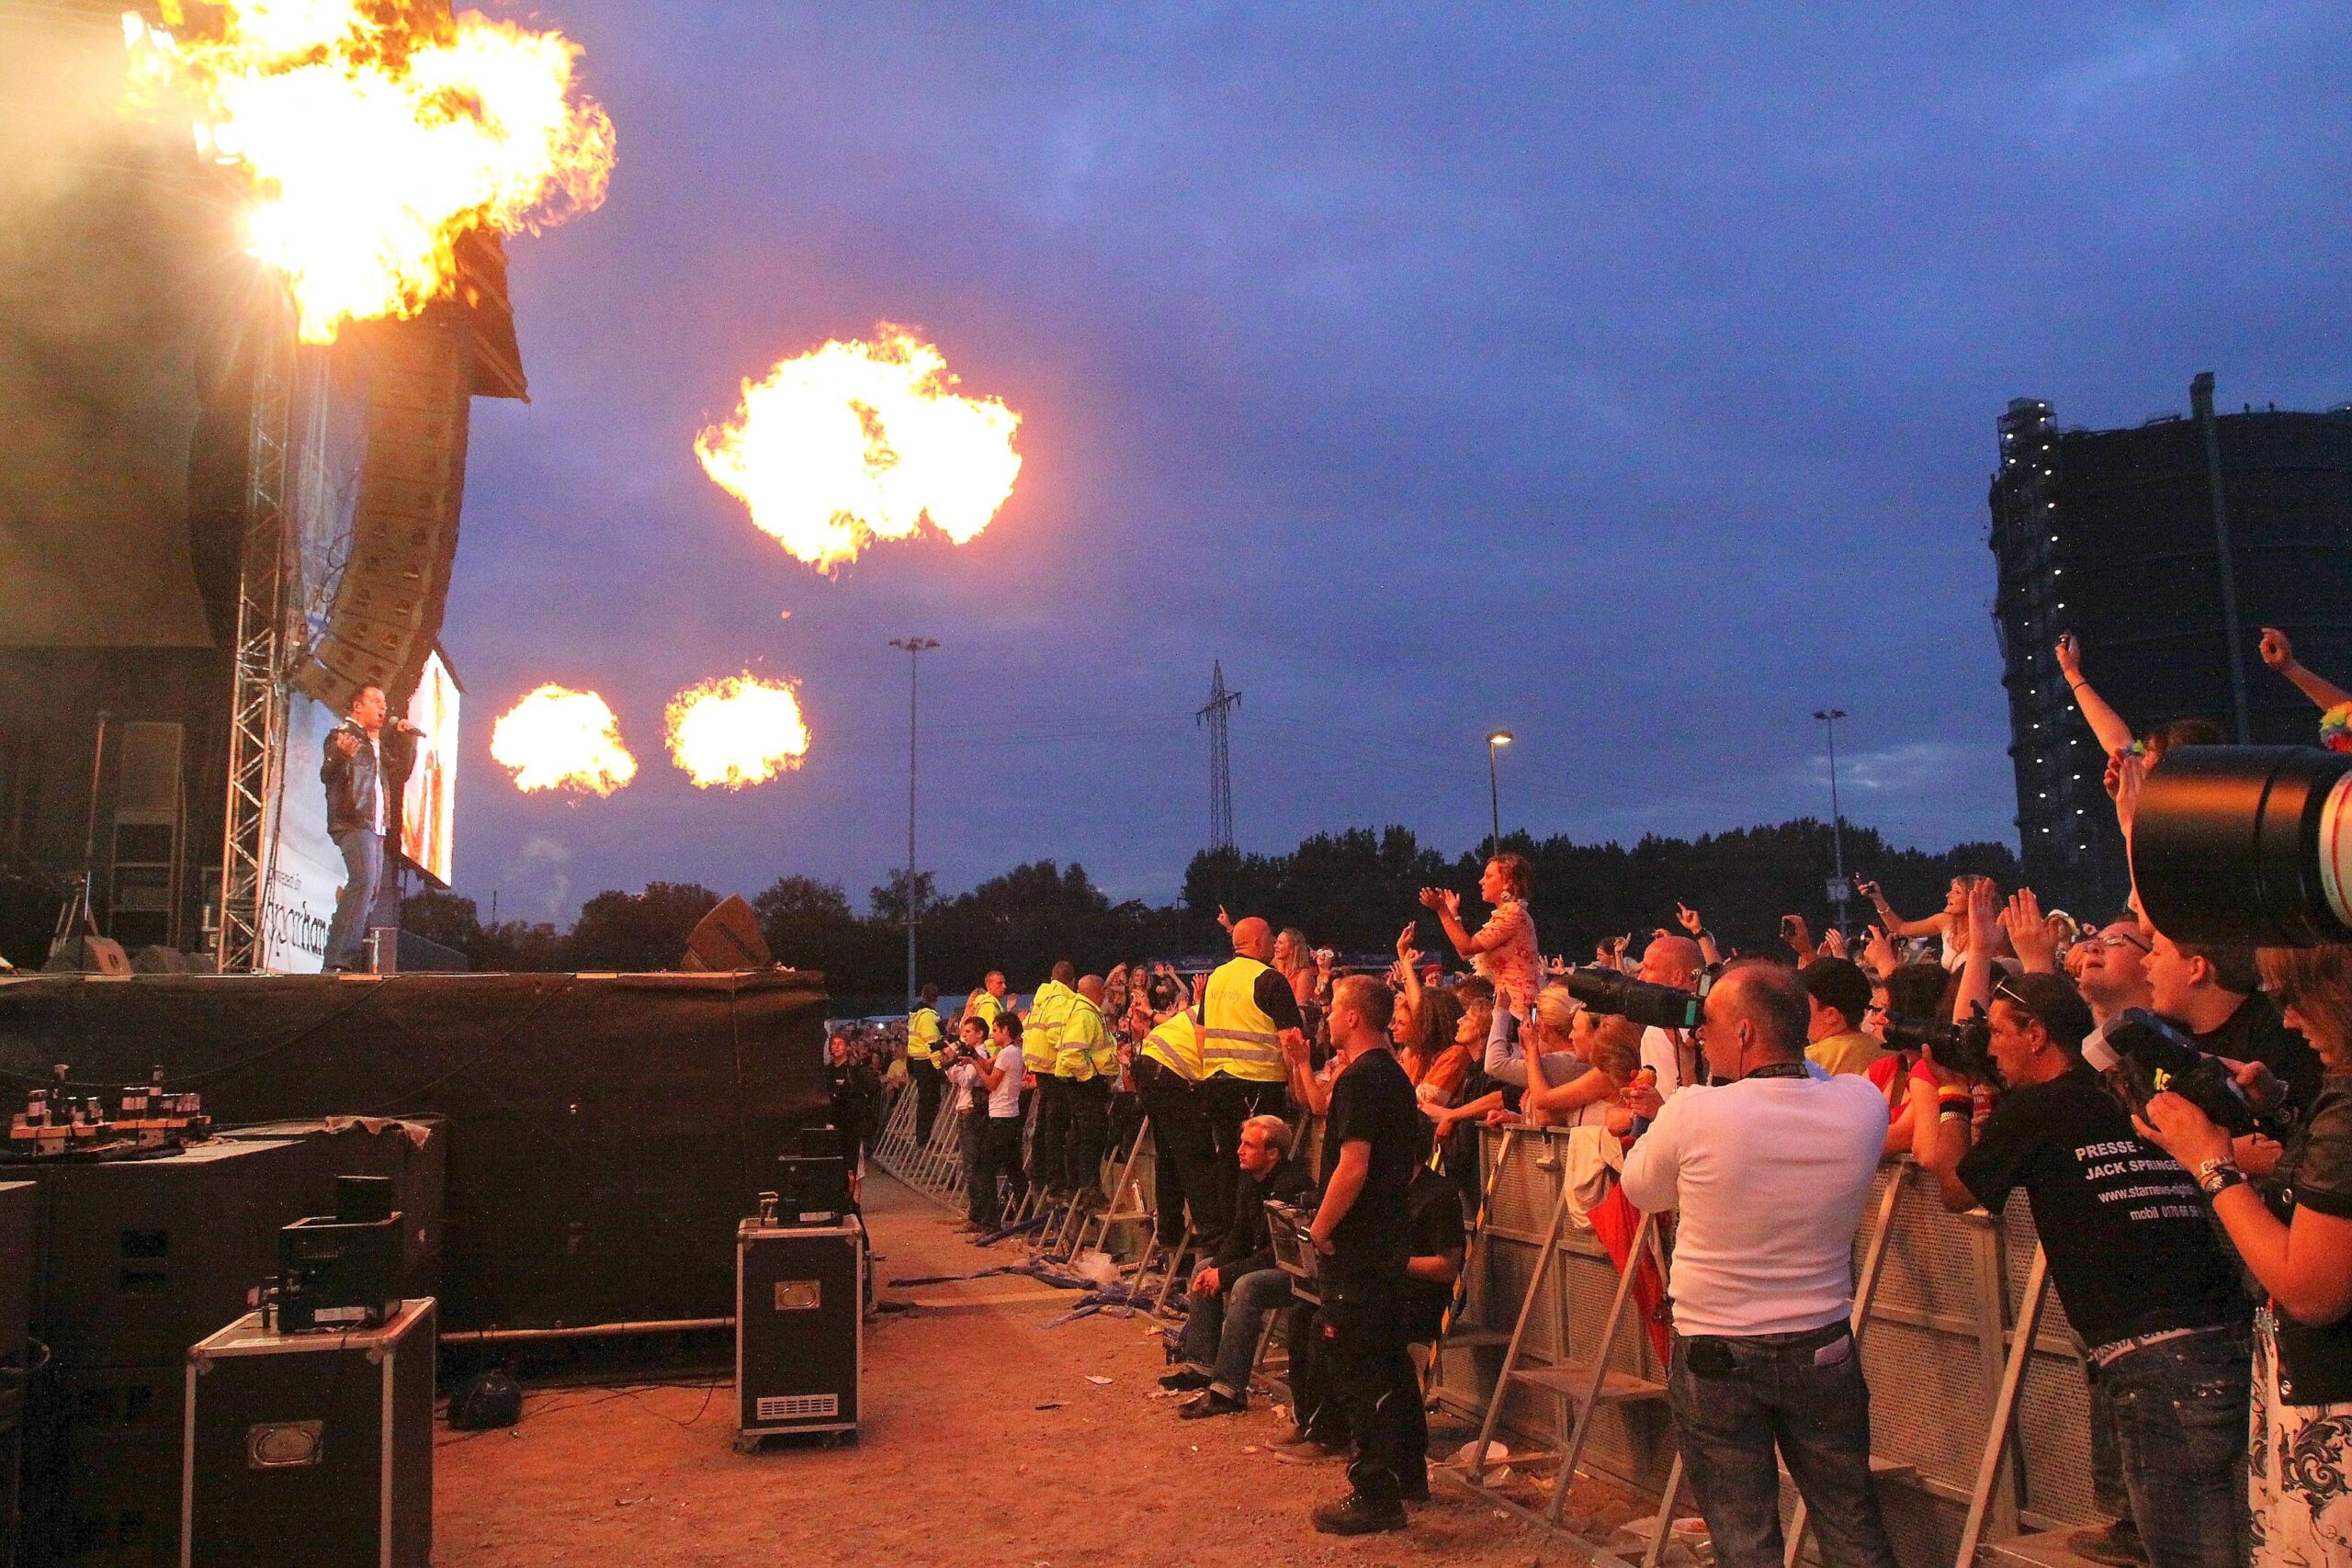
left=1914, top=973, right=2248, bottom=1568
left=1305, top=975, right=1424, bottom=1537
left=2147, top=931, right=2324, bottom=1111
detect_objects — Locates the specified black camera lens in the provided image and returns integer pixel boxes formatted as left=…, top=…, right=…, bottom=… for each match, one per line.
left=1565, top=967, right=1704, bottom=1032
left=2132, top=746, right=2352, bottom=946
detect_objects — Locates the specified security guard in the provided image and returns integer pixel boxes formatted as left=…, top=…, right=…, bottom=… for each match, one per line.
left=1135, top=994, right=1220, bottom=1249
left=1200, top=917, right=1306, bottom=1229
left=964, top=970, right=1011, bottom=1030
left=1023, top=962, right=1078, bottom=1196
left=1054, top=974, right=1118, bottom=1206
left=906, top=983, right=946, bottom=1145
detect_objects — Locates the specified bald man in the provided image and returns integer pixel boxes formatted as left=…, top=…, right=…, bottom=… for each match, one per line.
left=1197, top=917, right=1306, bottom=1243
left=1637, top=932, right=1707, bottom=1095
left=1053, top=973, right=1120, bottom=1204
left=1621, top=961, right=1896, bottom=1568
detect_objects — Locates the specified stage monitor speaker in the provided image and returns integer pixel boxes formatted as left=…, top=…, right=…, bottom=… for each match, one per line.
left=33, top=1137, right=314, bottom=1369
left=185, top=1301, right=434, bottom=1568
left=680, top=895, right=771, bottom=972
left=41, top=936, right=130, bottom=976
left=735, top=1219, right=859, bottom=1445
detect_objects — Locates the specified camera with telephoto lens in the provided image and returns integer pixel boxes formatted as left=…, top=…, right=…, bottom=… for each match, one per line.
left=1565, top=967, right=1710, bottom=1031
left=1882, top=1009, right=2001, bottom=1086
left=2132, top=745, right=2352, bottom=946
left=2082, top=1008, right=2259, bottom=1136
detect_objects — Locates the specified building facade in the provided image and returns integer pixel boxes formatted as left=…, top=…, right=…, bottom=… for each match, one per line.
left=1988, top=383, right=2352, bottom=915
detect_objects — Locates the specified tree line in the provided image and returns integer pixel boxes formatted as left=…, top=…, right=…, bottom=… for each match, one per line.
left=401, top=816, right=2024, bottom=1009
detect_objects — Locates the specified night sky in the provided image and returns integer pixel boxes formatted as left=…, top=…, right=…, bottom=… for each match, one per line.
left=445, top=4, right=2352, bottom=924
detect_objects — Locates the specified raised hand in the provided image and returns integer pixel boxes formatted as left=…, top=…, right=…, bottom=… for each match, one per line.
left=2054, top=630, right=2084, bottom=679
left=1676, top=902, right=1703, bottom=935
left=2260, top=626, right=2296, bottom=671
left=1216, top=904, right=1234, bottom=932
left=1863, top=924, right=1896, bottom=976
left=2000, top=887, right=2057, bottom=973
left=1821, top=927, right=1849, bottom=960
left=1396, top=921, right=1420, bottom=965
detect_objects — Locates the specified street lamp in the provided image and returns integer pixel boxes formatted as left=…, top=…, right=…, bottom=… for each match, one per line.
left=1813, top=708, right=1849, bottom=930
left=890, top=637, right=939, bottom=1009
left=1486, top=730, right=1513, bottom=858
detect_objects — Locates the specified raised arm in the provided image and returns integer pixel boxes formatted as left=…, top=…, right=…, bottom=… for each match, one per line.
left=1953, top=879, right=2001, bottom=1022
left=1856, top=877, right=1943, bottom=941
left=2260, top=626, right=2352, bottom=714
left=2054, top=632, right=2137, bottom=757
left=1418, top=886, right=1481, bottom=958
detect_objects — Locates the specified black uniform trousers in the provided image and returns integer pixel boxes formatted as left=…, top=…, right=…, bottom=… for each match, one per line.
left=1030, top=1076, right=1072, bottom=1194
left=1134, top=1056, right=1218, bottom=1246
left=1063, top=1076, right=1110, bottom=1197
left=1320, top=1266, right=1424, bottom=1506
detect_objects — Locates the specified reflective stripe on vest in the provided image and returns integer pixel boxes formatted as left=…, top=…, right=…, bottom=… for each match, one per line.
left=906, top=1006, right=943, bottom=1062
left=1054, top=998, right=1116, bottom=1081
left=1138, top=1010, right=1204, bottom=1081
left=1023, top=983, right=1069, bottom=1072
left=1201, top=956, right=1287, bottom=1081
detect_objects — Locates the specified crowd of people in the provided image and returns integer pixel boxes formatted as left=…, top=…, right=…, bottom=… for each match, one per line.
left=821, top=626, right=2352, bottom=1564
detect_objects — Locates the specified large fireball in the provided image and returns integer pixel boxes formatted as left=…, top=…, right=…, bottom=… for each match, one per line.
left=694, top=325, right=1023, bottom=573
left=122, top=0, right=616, bottom=344
left=665, top=674, right=810, bottom=789
left=491, top=684, right=636, bottom=796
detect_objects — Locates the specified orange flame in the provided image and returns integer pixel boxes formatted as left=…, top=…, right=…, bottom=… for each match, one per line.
left=122, top=1, right=616, bottom=344
left=695, top=325, right=1022, bottom=573
left=664, top=673, right=810, bottom=790
left=491, top=684, right=636, bottom=795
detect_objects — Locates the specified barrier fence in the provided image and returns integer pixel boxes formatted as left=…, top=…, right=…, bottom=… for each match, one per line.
left=866, top=1080, right=2104, bottom=1568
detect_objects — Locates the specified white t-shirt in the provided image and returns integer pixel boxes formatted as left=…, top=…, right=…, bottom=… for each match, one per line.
left=1639, top=1027, right=1689, bottom=1097
left=946, top=1059, right=982, bottom=1113
left=1619, top=1071, right=1888, bottom=1337
left=988, top=1043, right=1024, bottom=1117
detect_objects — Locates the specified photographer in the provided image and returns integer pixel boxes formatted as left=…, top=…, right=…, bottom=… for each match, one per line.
left=943, top=1014, right=994, bottom=1230
left=2137, top=944, right=2352, bottom=1568
left=1910, top=961, right=2250, bottom=1568
left=1619, top=961, right=1898, bottom=1568
left=972, top=1014, right=1027, bottom=1227
left=2145, top=931, right=2325, bottom=1113
left=1631, top=932, right=1706, bottom=1095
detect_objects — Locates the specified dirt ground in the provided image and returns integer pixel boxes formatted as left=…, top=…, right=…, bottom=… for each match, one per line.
left=435, top=1171, right=1653, bottom=1568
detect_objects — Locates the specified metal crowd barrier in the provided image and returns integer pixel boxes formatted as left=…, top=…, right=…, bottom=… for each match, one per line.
left=1435, top=1125, right=2105, bottom=1568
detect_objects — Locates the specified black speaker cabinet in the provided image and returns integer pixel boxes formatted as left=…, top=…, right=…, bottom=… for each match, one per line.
left=25, top=1363, right=182, bottom=1568
left=219, top=1118, right=447, bottom=1304
left=34, top=1139, right=312, bottom=1370
left=183, top=1299, right=434, bottom=1568
left=0, top=1181, right=31, bottom=1568
left=735, top=1217, right=860, bottom=1447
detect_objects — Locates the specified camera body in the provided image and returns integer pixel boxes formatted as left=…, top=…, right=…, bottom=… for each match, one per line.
left=1883, top=1010, right=2001, bottom=1086
left=2082, top=1008, right=2258, bottom=1136
left=1566, top=967, right=1709, bottom=1032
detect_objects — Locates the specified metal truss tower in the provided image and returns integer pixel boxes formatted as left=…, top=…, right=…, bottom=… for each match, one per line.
left=215, top=311, right=297, bottom=972
left=1196, top=660, right=1240, bottom=852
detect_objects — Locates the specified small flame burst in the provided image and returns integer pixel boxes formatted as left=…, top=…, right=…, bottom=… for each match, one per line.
left=491, top=684, right=636, bottom=796
left=664, top=674, right=810, bottom=790
left=695, top=325, right=1023, bottom=573
left=121, top=0, right=616, bottom=344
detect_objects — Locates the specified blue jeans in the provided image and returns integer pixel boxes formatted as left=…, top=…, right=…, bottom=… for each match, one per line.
left=2101, top=1328, right=2249, bottom=1568
left=1182, top=1267, right=1292, bottom=1402
left=325, top=829, right=383, bottom=970
left=1668, top=1321, right=1899, bottom=1568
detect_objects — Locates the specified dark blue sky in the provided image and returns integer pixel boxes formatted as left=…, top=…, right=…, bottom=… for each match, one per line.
left=445, top=4, right=2352, bottom=922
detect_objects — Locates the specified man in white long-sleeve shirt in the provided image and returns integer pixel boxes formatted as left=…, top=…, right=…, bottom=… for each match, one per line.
left=1620, top=961, right=1897, bottom=1568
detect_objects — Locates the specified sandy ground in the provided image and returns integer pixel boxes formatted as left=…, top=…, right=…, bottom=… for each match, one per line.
left=435, top=1171, right=1645, bottom=1568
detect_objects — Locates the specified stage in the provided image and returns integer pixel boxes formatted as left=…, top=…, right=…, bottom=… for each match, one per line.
left=0, top=967, right=830, bottom=1332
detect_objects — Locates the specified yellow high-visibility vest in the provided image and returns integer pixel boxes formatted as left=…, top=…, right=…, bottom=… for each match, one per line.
left=1138, top=1010, right=1205, bottom=1081
left=1200, top=956, right=1288, bottom=1082
left=966, top=990, right=1005, bottom=1029
left=1022, top=981, right=1069, bottom=1073
left=906, top=1006, right=944, bottom=1063
left=1054, top=997, right=1118, bottom=1082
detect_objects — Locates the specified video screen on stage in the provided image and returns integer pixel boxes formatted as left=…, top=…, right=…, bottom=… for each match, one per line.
left=401, top=648, right=460, bottom=887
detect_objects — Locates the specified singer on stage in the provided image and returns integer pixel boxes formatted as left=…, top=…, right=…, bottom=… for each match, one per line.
left=319, top=683, right=420, bottom=972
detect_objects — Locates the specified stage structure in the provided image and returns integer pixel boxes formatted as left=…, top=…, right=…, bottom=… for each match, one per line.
left=0, top=0, right=522, bottom=972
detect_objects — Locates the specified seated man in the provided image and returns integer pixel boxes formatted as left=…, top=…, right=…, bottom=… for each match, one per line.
left=1165, top=1113, right=1306, bottom=1417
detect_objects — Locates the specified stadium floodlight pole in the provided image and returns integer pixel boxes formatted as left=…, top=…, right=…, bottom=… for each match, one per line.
left=1485, top=731, right=1513, bottom=859
left=1815, top=708, right=1849, bottom=929
left=889, top=637, right=939, bottom=1010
